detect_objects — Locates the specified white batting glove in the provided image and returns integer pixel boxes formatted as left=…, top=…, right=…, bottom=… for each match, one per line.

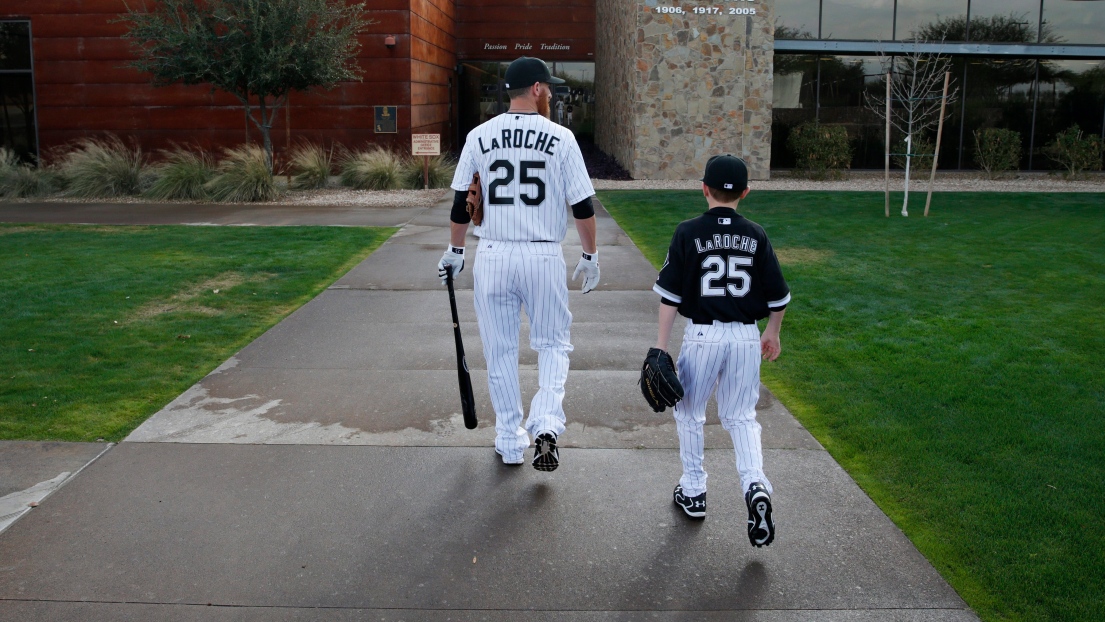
left=437, top=245, right=464, bottom=284
left=572, top=251, right=600, bottom=293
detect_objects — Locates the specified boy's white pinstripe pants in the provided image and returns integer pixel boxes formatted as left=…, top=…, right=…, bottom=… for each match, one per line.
left=673, top=319, right=772, bottom=498
left=473, top=239, right=573, bottom=463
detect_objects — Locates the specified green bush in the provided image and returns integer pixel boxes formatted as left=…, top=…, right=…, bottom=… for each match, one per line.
left=891, top=136, right=934, bottom=172
left=339, top=147, right=403, bottom=190
left=288, top=142, right=335, bottom=190
left=787, top=122, right=852, bottom=179
left=973, top=128, right=1022, bottom=179
left=57, top=135, right=147, bottom=198
left=205, top=145, right=278, bottom=202
left=1044, top=125, right=1103, bottom=179
left=144, top=147, right=215, bottom=201
left=400, top=154, right=456, bottom=189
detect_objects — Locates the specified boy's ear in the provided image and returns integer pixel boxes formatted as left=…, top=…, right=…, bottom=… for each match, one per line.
left=702, top=183, right=710, bottom=199
left=740, top=187, right=751, bottom=200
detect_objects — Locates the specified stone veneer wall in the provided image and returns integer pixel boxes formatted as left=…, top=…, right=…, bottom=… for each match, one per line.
left=594, top=0, right=640, bottom=174
left=596, top=0, right=774, bottom=180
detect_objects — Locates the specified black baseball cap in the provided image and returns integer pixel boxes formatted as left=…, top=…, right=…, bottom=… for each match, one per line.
left=701, top=154, right=749, bottom=192
left=503, top=57, right=565, bottom=90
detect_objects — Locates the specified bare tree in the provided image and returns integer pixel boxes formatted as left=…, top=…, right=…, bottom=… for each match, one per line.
left=865, top=45, right=959, bottom=216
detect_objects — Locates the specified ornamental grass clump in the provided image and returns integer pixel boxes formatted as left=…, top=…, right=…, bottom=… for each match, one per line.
left=400, top=154, right=456, bottom=189
left=0, top=148, right=52, bottom=198
left=1045, top=125, right=1103, bottom=179
left=339, top=147, right=402, bottom=190
left=787, top=122, right=852, bottom=180
left=288, top=142, right=335, bottom=190
left=57, top=135, right=147, bottom=198
left=205, top=145, right=278, bottom=202
left=144, top=147, right=216, bottom=200
left=973, top=128, right=1022, bottom=179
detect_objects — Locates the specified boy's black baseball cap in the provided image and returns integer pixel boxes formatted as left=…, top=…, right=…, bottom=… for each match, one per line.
left=701, top=154, right=749, bottom=192
left=504, top=57, right=565, bottom=90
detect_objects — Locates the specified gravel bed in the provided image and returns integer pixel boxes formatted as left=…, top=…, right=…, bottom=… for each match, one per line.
left=594, top=171, right=1105, bottom=193
left=4, top=173, right=1101, bottom=209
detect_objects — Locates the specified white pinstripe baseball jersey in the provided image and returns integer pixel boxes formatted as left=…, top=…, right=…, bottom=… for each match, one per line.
left=451, top=112, right=594, bottom=243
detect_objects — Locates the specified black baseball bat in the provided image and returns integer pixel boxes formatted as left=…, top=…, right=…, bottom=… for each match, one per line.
left=446, top=267, right=478, bottom=429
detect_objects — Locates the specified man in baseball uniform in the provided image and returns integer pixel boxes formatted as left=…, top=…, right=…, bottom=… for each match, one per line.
left=437, top=56, right=599, bottom=472
left=652, top=155, right=789, bottom=547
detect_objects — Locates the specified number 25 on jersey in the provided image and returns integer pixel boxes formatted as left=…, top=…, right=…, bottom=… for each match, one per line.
left=701, top=255, right=752, bottom=298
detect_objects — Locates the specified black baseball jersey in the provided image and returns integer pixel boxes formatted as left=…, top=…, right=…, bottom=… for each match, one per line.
left=653, top=207, right=790, bottom=324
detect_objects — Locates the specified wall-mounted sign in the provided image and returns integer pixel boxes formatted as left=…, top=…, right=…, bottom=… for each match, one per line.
left=412, top=134, right=440, bottom=156
left=374, top=106, right=397, bottom=133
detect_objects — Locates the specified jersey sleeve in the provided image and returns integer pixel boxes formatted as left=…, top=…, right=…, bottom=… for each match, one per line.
left=756, top=237, right=791, bottom=310
left=450, top=133, right=478, bottom=192
left=560, top=133, right=595, bottom=206
left=653, top=226, right=686, bottom=304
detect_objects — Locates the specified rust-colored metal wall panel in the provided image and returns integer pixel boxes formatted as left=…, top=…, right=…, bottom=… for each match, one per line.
left=2, top=0, right=594, bottom=158
left=410, top=0, right=457, bottom=150
left=2, top=2, right=416, bottom=158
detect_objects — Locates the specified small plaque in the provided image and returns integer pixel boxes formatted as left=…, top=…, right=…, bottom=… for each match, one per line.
left=374, top=106, right=397, bottom=133
left=412, top=134, right=441, bottom=156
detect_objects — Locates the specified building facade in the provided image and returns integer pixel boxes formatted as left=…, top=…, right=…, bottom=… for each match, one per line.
left=2, top=0, right=1103, bottom=178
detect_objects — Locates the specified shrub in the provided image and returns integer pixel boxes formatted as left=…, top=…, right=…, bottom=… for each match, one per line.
left=891, top=136, right=935, bottom=172
left=144, top=147, right=215, bottom=200
left=1044, top=125, right=1103, bottom=179
left=288, top=142, right=335, bottom=190
left=205, top=145, right=278, bottom=202
left=339, top=147, right=402, bottom=190
left=973, top=128, right=1022, bottom=179
left=57, top=135, right=147, bottom=198
left=787, top=122, right=852, bottom=179
left=0, top=166, right=58, bottom=198
left=400, top=154, right=456, bottom=189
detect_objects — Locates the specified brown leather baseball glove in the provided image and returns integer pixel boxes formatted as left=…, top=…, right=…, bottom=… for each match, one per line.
left=466, top=173, right=483, bottom=226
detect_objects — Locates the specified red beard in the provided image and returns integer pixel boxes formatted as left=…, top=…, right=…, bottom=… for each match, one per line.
left=537, top=93, right=551, bottom=119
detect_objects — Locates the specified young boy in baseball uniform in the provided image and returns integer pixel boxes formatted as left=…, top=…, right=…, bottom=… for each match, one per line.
left=437, top=56, right=599, bottom=472
left=652, top=155, right=789, bottom=547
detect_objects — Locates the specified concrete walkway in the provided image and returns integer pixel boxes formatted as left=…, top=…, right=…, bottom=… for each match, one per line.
left=0, top=198, right=978, bottom=620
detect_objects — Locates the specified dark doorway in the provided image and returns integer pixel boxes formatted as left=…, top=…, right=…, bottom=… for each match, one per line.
left=456, top=61, right=596, bottom=148
left=0, top=21, right=37, bottom=163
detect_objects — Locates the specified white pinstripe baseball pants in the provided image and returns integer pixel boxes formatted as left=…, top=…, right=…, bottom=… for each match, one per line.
left=673, top=319, right=772, bottom=498
left=473, top=239, right=573, bottom=462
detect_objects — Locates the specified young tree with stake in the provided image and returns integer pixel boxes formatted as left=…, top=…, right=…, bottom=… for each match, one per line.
left=865, top=45, right=958, bottom=217
left=121, top=0, right=373, bottom=173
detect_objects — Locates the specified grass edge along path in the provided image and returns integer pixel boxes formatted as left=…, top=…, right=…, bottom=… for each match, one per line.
left=599, top=190, right=1105, bottom=622
left=1, top=224, right=394, bottom=442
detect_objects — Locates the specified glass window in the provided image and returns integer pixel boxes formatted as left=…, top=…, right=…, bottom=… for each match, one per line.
left=0, top=21, right=36, bottom=162
left=967, top=0, right=1041, bottom=43
left=959, top=56, right=1038, bottom=169
left=820, top=0, right=893, bottom=40
left=896, top=0, right=967, bottom=40
left=1033, top=59, right=1105, bottom=170
left=771, top=54, right=819, bottom=169
left=775, top=0, right=820, bottom=39
left=1042, top=0, right=1105, bottom=45
left=817, top=56, right=886, bottom=168
left=0, top=22, right=32, bottom=71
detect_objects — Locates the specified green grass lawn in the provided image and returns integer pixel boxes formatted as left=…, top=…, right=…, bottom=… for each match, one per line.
left=600, top=190, right=1105, bottom=622
left=0, top=224, right=392, bottom=442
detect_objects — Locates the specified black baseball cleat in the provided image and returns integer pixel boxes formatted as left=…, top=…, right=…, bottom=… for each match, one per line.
left=745, top=482, right=775, bottom=547
left=673, top=484, right=706, bottom=519
left=532, top=432, right=560, bottom=472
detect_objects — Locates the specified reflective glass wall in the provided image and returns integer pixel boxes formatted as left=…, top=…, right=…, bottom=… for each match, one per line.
left=772, top=1, right=1105, bottom=171
left=0, top=21, right=37, bottom=163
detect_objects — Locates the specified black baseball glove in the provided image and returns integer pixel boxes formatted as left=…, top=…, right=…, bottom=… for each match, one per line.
left=640, top=348, right=683, bottom=412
